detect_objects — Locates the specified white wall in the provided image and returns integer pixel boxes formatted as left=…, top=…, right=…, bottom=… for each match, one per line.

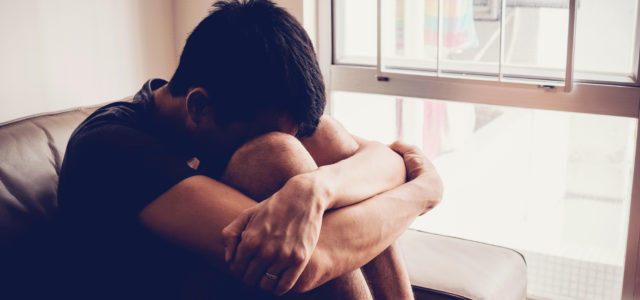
left=0, top=0, right=178, bottom=122
left=0, top=0, right=314, bottom=123
left=0, top=0, right=176, bottom=122
left=172, top=0, right=212, bottom=58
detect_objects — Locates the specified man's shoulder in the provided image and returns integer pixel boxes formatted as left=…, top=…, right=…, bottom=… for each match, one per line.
left=68, top=100, right=150, bottom=149
left=75, top=100, right=142, bottom=134
left=56, top=104, right=153, bottom=210
left=57, top=102, right=186, bottom=203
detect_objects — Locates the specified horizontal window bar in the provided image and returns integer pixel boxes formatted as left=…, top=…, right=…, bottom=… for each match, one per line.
left=331, top=65, right=640, bottom=119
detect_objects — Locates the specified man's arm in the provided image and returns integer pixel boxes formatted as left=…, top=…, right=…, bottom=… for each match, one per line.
left=221, top=116, right=408, bottom=294
left=139, top=175, right=255, bottom=269
left=300, top=116, right=406, bottom=209
left=139, top=162, right=438, bottom=291
left=222, top=118, right=436, bottom=295
left=294, top=142, right=441, bottom=292
left=302, top=116, right=413, bottom=299
left=141, top=141, right=440, bottom=294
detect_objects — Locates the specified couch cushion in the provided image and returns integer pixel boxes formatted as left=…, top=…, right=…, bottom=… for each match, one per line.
left=399, top=229, right=527, bottom=300
left=0, top=104, right=110, bottom=244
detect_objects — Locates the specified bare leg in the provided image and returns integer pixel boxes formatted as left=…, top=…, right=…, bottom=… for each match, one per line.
left=284, top=269, right=372, bottom=300
left=221, top=132, right=372, bottom=300
left=362, top=243, right=414, bottom=300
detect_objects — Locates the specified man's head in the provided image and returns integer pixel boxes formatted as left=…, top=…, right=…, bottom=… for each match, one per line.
left=168, top=0, right=325, bottom=156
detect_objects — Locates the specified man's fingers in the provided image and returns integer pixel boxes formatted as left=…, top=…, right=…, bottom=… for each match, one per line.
left=389, top=140, right=413, bottom=155
left=222, top=211, right=252, bottom=263
left=242, top=254, right=272, bottom=287
left=222, top=230, right=238, bottom=263
left=259, top=259, right=289, bottom=291
left=390, top=140, right=422, bottom=156
left=390, top=140, right=431, bottom=180
left=274, top=265, right=306, bottom=296
left=230, top=235, right=258, bottom=278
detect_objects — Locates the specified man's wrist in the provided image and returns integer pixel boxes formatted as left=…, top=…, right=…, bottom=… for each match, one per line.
left=294, top=167, right=336, bottom=211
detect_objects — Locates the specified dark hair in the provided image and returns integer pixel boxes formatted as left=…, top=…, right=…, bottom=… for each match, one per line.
left=168, top=0, right=325, bottom=137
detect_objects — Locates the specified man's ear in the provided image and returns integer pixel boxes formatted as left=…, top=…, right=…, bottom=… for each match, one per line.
left=185, top=87, right=210, bottom=126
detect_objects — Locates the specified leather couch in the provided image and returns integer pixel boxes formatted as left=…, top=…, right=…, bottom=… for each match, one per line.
left=0, top=100, right=527, bottom=299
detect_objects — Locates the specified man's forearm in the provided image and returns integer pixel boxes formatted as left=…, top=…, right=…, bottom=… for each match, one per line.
left=314, top=140, right=406, bottom=210
left=293, top=179, right=431, bottom=292
left=301, top=116, right=406, bottom=210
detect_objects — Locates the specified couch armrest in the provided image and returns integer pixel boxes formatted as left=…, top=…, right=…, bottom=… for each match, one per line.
left=398, top=229, right=527, bottom=300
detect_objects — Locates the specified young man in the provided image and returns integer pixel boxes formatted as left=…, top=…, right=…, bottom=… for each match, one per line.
left=57, top=0, right=442, bottom=299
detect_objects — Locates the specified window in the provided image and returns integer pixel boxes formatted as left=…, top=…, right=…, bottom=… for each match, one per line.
left=332, top=91, right=637, bottom=299
left=325, top=1, right=640, bottom=299
left=335, top=0, right=639, bottom=83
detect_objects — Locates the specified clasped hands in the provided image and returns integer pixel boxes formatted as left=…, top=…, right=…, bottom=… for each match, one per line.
left=221, top=141, right=438, bottom=295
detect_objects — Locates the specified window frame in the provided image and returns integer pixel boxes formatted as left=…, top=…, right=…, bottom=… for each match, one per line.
left=317, top=1, right=640, bottom=299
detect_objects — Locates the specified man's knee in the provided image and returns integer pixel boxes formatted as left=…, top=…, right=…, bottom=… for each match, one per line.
left=222, top=132, right=317, bottom=200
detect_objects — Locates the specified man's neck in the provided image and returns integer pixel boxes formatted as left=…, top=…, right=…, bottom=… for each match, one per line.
left=152, top=84, right=186, bottom=124
left=151, top=84, right=196, bottom=157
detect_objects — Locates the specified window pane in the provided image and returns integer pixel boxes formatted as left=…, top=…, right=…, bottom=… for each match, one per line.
left=380, top=0, right=439, bottom=72
left=575, top=0, right=638, bottom=81
left=503, top=0, right=569, bottom=80
left=439, top=0, right=501, bottom=75
left=332, top=91, right=638, bottom=300
left=381, top=0, right=501, bottom=76
left=334, top=0, right=377, bottom=65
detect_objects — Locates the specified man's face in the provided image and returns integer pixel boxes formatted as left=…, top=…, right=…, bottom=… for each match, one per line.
left=189, top=109, right=297, bottom=163
left=184, top=88, right=298, bottom=162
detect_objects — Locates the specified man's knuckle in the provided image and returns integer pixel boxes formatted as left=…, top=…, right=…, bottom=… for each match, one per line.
left=260, top=244, right=277, bottom=258
left=291, top=250, right=306, bottom=263
left=408, top=154, right=424, bottom=164
left=277, top=248, right=292, bottom=260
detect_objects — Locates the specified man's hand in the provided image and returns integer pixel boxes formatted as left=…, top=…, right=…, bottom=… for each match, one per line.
left=221, top=173, right=329, bottom=295
left=390, top=141, right=443, bottom=212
